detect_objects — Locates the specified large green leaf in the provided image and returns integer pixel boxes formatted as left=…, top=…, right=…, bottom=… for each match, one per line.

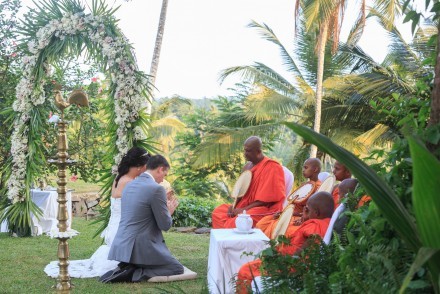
left=283, top=122, right=421, bottom=250
left=408, top=137, right=440, bottom=248
left=399, top=247, right=439, bottom=294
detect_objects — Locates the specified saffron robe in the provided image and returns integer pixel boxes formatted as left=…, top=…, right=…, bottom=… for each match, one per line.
left=357, top=195, right=372, bottom=208
left=332, top=186, right=340, bottom=209
left=255, top=180, right=321, bottom=238
left=236, top=218, right=331, bottom=293
left=211, top=157, right=285, bottom=229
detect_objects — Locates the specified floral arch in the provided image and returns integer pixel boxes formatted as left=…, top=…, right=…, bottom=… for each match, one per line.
left=3, top=0, right=152, bottom=232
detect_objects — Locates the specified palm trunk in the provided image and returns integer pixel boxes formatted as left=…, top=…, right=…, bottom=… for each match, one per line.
left=310, top=21, right=329, bottom=158
left=149, top=0, right=168, bottom=88
left=427, top=20, right=440, bottom=158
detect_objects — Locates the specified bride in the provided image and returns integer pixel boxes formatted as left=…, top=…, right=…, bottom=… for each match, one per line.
left=44, top=147, right=150, bottom=278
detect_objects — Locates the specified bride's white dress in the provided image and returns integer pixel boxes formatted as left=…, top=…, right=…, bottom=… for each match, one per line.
left=44, top=198, right=121, bottom=278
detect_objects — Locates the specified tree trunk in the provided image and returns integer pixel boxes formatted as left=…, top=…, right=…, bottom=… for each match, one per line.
left=149, top=0, right=169, bottom=88
left=427, top=20, right=440, bottom=157
left=310, top=21, right=329, bottom=158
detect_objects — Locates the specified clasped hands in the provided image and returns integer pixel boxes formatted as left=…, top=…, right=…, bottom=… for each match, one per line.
left=166, top=189, right=179, bottom=215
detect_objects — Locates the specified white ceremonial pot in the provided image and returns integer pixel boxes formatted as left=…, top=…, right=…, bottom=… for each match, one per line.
left=235, top=210, right=253, bottom=232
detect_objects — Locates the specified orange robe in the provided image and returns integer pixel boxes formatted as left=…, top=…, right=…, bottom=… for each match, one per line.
left=236, top=218, right=331, bottom=293
left=255, top=180, right=321, bottom=238
left=357, top=195, right=372, bottom=208
left=211, top=157, right=285, bottom=229
left=332, top=186, right=340, bottom=209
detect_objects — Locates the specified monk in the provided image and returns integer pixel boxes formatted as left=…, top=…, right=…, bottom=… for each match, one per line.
left=331, top=178, right=370, bottom=236
left=211, top=136, right=285, bottom=229
left=331, top=161, right=352, bottom=209
left=236, top=191, right=334, bottom=293
left=256, top=158, right=322, bottom=238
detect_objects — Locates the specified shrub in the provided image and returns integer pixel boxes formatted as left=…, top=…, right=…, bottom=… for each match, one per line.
left=172, top=197, right=220, bottom=228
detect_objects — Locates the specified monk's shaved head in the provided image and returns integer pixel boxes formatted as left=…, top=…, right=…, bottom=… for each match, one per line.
left=308, top=191, right=334, bottom=219
left=305, top=158, right=321, bottom=170
left=339, top=178, right=358, bottom=199
left=244, top=136, right=262, bottom=150
left=244, top=136, right=264, bottom=164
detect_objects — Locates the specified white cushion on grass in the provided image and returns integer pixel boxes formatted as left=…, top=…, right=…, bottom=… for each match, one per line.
left=147, top=266, right=197, bottom=283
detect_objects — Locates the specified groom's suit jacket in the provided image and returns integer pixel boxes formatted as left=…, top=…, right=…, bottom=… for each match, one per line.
left=108, top=173, right=175, bottom=266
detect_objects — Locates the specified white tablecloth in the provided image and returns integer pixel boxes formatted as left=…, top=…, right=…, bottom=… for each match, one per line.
left=207, top=228, right=269, bottom=294
left=30, top=189, right=72, bottom=236
left=0, top=189, right=72, bottom=236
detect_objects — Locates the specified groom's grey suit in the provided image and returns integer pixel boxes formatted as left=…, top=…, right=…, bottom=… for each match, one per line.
left=108, top=172, right=183, bottom=281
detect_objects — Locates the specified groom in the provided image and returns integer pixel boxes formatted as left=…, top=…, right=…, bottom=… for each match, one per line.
left=103, top=155, right=183, bottom=283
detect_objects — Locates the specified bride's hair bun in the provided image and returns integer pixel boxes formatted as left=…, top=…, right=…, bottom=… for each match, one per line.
left=115, top=147, right=149, bottom=187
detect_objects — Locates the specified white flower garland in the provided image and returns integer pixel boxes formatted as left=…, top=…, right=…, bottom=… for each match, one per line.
left=8, top=12, right=149, bottom=203
left=48, top=228, right=80, bottom=239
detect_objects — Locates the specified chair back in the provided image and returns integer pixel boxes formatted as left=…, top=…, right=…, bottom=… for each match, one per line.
left=282, top=166, right=294, bottom=197
left=323, top=203, right=345, bottom=245
left=318, top=172, right=330, bottom=182
left=282, top=166, right=294, bottom=207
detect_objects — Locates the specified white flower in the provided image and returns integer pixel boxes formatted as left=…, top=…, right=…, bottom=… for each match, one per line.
left=9, top=12, right=153, bottom=203
left=48, top=228, right=79, bottom=239
left=133, top=126, right=146, bottom=141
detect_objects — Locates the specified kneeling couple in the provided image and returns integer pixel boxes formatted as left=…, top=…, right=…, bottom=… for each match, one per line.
left=101, top=152, right=183, bottom=283
left=45, top=147, right=183, bottom=283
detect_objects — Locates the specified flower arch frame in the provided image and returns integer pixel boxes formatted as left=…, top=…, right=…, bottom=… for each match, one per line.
left=2, top=0, right=153, bottom=233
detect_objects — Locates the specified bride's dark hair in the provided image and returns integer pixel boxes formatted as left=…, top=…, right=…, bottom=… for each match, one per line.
left=115, top=147, right=150, bottom=187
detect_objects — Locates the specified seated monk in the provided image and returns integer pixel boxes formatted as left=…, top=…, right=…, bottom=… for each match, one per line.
left=331, top=178, right=373, bottom=236
left=211, top=136, right=285, bottom=229
left=236, top=191, right=334, bottom=293
left=331, top=161, right=352, bottom=209
left=256, top=158, right=322, bottom=238
left=334, top=178, right=371, bottom=210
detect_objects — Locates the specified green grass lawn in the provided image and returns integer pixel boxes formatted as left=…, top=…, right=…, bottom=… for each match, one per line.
left=0, top=217, right=210, bottom=294
left=62, top=179, right=102, bottom=194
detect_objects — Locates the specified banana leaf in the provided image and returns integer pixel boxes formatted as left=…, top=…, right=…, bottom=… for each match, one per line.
left=408, top=137, right=440, bottom=248
left=407, top=137, right=440, bottom=293
left=399, top=247, right=439, bottom=294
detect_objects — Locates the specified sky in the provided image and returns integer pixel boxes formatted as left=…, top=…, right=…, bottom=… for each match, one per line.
left=18, top=0, right=414, bottom=99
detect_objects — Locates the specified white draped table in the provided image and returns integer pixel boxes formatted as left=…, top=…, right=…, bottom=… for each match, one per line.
left=0, top=189, right=72, bottom=236
left=207, top=228, right=269, bottom=294
left=31, top=189, right=73, bottom=235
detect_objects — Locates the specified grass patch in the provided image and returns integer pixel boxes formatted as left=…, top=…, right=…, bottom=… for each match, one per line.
left=64, top=180, right=102, bottom=194
left=45, top=175, right=102, bottom=194
left=0, top=217, right=210, bottom=293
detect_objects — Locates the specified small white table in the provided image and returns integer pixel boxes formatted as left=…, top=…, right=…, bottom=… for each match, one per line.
left=30, top=189, right=73, bottom=236
left=207, top=228, right=269, bottom=294
left=0, top=189, right=73, bottom=236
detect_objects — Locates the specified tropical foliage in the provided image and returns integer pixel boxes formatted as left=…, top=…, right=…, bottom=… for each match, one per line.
left=172, top=197, right=218, bottom=228
left=0, top=0, right=21, bottom=192
left=1, top=0, right=154, bottom=234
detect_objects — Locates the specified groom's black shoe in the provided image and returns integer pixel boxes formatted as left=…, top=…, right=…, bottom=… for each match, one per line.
left=99, top=264, right=136, bottom=283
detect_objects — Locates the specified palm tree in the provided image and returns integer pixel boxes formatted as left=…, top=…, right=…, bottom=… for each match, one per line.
left=149, top=96, right=190, bottom=155
left=327, top=10, right=435, bottom=134
left=295, top=0, right=401, bottom=157
left=189, top=20, right=367, bottom=178
left=192, top=14, right=433, bottom=174
left=149, top=0, right=168, bottom=88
